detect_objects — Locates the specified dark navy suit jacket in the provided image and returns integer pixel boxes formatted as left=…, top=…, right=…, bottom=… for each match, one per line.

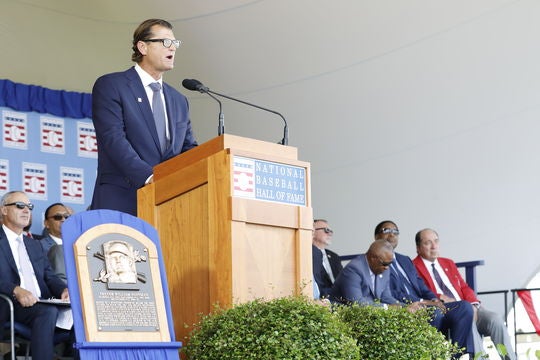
left=90, top=67, right=198, bottom=215
left=312, top=245, right=343, bottom=297
left=39, top=234, right=57, bottom=257
left=390, top=252, right=438, bottom=303
left=390, top=252, right=474, bottom=355
left=0, top=227, right=66, bottom=324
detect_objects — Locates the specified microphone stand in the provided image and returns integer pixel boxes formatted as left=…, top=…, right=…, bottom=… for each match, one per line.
left=207, top=89, right=288, bottom=146
left=206, top=91, right=224, bottom=136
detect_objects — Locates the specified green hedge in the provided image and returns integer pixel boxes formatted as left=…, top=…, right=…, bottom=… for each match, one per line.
left=183, top=296, right=458, bottom=360
left=335, top=303, right=459, bottom=360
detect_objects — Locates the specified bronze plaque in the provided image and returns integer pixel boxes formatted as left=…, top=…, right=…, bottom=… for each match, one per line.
left=74, top=224, right=171, bottom=342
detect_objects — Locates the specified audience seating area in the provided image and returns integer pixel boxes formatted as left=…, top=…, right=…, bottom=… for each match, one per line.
left=340, top=254, right=484, bottom=292
left=340, top=254, right=540, bottom=358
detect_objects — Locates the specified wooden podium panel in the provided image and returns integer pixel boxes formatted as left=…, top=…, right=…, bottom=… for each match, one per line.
left=138, top=135, right=313, bottom=342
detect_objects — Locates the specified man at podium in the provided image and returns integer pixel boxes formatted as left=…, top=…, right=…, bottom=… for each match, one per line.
left=90, top=18, right=198, bottom=216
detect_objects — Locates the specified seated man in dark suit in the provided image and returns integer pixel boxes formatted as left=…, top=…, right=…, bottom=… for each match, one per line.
left=40, top=202, right=72, bottom=256
left=48, top=244, right=67, bottom=284
left=42, top=203, right=74, bottom=284
left=374, top=220, right=475, bottom=358
left=330, top=239, right=397, bottom=305
left=312, top=219, right=343, bottom=298
left=0, top=191, right=71, bottom=360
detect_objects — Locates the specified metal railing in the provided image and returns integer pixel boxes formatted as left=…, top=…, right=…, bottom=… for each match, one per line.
left=511, top=287, right=540, bottom=358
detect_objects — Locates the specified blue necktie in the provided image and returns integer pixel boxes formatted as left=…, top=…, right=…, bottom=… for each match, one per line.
left=391, top=262, right=412, bottom=295
left=149, top=82, right=167, bottom=152
left=431, top=263, right=454, bottom=298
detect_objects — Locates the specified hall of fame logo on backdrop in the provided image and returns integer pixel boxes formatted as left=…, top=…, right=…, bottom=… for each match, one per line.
left=60, top=167, right=84, bottom=204
left=0, top=159, right=8, bottom=195
left=40, top=116, right=65, bottom=154
left=77, top=121, right=97, bottom=158
left=22, top=162, right=47, bottom=200
left=2, top=110, right=28, bottom=150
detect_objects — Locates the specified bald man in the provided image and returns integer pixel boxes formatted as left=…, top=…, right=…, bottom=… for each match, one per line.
left=330, top=239, right=397, bottom=305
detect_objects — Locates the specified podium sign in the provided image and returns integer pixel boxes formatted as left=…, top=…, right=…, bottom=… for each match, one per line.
left=233, top=156, right=306, bottom=205
left=138, top=134, right=313, bottom=342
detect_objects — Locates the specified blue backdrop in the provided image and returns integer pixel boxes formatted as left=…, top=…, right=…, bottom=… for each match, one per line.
left=0, top=79, right=96, bottom=235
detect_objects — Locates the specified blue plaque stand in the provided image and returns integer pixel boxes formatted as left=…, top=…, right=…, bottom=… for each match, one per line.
left=62, top=209, right=181, bottom=360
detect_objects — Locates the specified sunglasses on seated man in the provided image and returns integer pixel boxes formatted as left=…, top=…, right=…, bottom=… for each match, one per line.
left=314, top=227, right=333, bottom=234
left=4, top=202, right=34, bottom=210
left=48, top=214, right=70, bottom=221
left=380, top=228, right=399, bottom=235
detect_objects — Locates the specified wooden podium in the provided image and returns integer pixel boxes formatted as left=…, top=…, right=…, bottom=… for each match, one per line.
left=137, top=135, right=313, bottom=342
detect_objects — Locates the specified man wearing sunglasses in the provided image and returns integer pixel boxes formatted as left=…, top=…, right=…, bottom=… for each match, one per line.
left=312, top=219, right=343, bottom=298
left=40, top=203, right=74, bottom=284
left=39, top=202, right=72, bottom=256
left=329, top=239, right=397, bottom=305
left=90, top=18, right=198, bottom=216
left=375, top=220, right=476, bottom=359
left=0, top=191, right=71, bottom=360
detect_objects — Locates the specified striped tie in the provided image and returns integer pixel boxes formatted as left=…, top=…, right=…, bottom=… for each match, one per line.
left=432, top=263, right=454, bottom=298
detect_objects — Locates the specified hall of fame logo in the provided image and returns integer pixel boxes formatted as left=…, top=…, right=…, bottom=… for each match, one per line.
left=60, top=167, right=84, bottom=203
left=41, top=116, right=65, bottom=154
left=233, top=157, right=255, bottom=198
left=2, top=110, right=28, bottom=150
left=77, top=121, right=97, bottom=158
left=22, top=162, right=47, bottom=200
left=0, top=159, right=8, bottom=194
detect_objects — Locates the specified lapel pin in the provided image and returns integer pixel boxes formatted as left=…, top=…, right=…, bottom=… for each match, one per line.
left=137, top=97, right=142, bottom=103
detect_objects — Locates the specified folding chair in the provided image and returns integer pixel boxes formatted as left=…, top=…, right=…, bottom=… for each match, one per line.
left=0, top=294, right=73, bottom=360
left=0, top=293, right=30, bottom=360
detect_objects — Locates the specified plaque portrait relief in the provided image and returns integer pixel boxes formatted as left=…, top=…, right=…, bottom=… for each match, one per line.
left=92, top=240, right=147, bottom=289
left=104, top=241, right=137, bottom=283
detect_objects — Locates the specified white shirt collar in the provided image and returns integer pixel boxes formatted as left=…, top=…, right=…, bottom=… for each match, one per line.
left=421, top=256, right=439, bottom=269
left=135, top=64, right=162, bottom=88
left=2, top=224, right=21, bottom=242
left=49, top=234, right=62, bottom=245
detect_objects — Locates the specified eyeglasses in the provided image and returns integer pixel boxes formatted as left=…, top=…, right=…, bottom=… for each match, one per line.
left=314, top=227, right=333, bottom=234
left=48, top=214, right=70, bottom=221
left=143, top=38, right=181, bottom=49
left=378, top=257, right=393, bottom=267
left=380, top=228, right=399, bottom=235
left=4, top=202, right=34, bottom=210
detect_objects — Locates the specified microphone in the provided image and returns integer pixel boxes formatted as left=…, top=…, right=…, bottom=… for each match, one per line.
left=182, top=78, right=209, bottom=93
left=182, top=78, right=289, bottom=145
left=182, top=79, right=223, bottom=135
